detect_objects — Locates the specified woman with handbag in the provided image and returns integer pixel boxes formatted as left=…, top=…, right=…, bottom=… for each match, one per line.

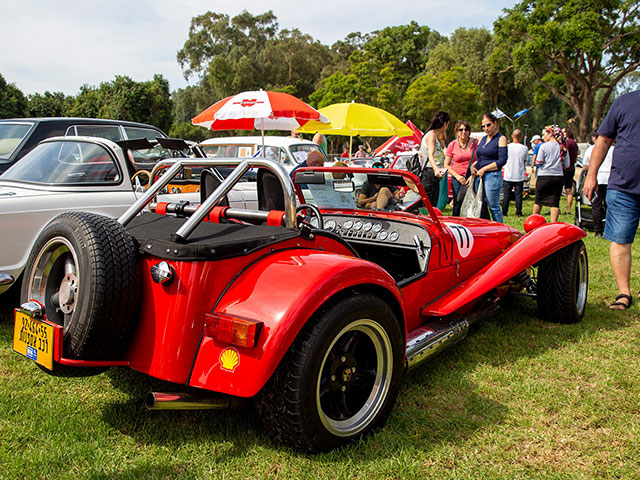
left=471, top=113, right=508, bottom=223
left=532, top=125, right=570, bottom=223
left=419, top=111, right=450, bottom=207
left=445, top=119, right=477, bottom=216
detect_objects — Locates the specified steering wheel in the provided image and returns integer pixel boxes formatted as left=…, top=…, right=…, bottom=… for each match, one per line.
left=131, top=170, right=151, bottom=188
left=296, top=203, right=324, bottom=230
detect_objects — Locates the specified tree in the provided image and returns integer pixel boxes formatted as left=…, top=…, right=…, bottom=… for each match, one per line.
left=309, top=23, right=445, bottom=116
left=404, top=67, right=483, bottom=132
left=260, top=29, right=333, bottom=99
left=27, top=91, right=71, bottom=117
left=493, top=0, right=640, bottom=140
left=66, top=75, right=173, bottom=131
left=177, top=10, right=278, bottom=100
left=0, top=74, right=28, bottom=118
left=68, top=85, right=102, bottom=118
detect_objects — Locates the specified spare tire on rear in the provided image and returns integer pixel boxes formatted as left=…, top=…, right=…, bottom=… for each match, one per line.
left=21, top=211, right=139, bottom=360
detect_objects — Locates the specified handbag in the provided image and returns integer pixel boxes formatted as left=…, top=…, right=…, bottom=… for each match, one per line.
left=460, top=177, right=483, bottom=218
left=455, top=140, right=478, bottom=203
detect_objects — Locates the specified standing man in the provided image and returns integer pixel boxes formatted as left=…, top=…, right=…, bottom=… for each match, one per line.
left=583, top=90, right=640, bottom=310
left=563, top=127, right=579, bottom=214
left=354, top=145, right=367, bottom=158
left=502, top=129, right=529, bottom=216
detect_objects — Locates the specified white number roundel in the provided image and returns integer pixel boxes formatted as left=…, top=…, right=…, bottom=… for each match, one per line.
left=443, top=222, right=474, bottom=258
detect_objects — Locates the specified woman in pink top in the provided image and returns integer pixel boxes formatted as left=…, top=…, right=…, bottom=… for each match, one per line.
left=444, top=119, right=477, bottom=216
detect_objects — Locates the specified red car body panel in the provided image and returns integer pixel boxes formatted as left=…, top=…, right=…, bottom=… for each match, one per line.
left=423, top=222, right=586, bottom=316
left=188, top=249, right=404, bottom=397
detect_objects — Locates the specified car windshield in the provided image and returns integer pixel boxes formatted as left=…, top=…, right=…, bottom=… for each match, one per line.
left=392, top=155, right=413, bottom=170
left=0, top=122, right=33, bottom=162
left=1, top=140, right=120, bottom=185
left=289, top=144, right=325, bottom=165
left=201, top=144, right=255, bottom=158
left=295, top=167, right=423, bottom=212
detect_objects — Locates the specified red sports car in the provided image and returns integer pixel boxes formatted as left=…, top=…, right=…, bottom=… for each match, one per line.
left=13, top=158, right=588, bottom=452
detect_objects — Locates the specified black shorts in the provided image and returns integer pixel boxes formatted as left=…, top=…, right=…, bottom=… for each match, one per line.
left=535, top=175, right=563, bottom=207
left=562, top=168, right=575, bottom=189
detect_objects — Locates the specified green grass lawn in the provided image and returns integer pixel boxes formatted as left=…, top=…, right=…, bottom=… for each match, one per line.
left=1, top=198, right=639, bottom=479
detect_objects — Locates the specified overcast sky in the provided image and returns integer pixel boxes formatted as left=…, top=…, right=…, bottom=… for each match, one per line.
left=1, top=0, right=517, bottom=96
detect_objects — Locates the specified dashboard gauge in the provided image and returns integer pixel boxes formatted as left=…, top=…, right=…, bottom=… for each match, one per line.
left=372, top=222, right=382, bottom=232
left=363, top=221, right=372, bottom=232
left=389, top=231, right=399, bottom=242
left=309, top=217, right=319, bottom=228
left=343, top=219, right=353, bottom=229
left=378, top=231, right=388, bottom=240
left=325, top=219, right=336, bottom=231
left=353, top=221, right=362, bottom=231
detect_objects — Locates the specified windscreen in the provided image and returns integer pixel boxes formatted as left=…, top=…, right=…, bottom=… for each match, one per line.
left=296, top=170, right=422, bottom=212
left=1, top=140, right=120, bottom=184
left=0, top=123, right=33, bottom=162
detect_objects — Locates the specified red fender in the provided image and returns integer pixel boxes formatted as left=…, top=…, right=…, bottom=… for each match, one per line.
left=422, top=222, right=586, bottom=316
left=188, top=249, right=404, bottom=397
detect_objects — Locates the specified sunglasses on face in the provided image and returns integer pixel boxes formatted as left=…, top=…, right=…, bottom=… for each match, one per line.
left=457, top=127, right=470, bottom=132
left=481, top=123, right=493, bottom=129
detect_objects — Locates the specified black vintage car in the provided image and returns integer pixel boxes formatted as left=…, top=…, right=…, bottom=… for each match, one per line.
left=0, top=117, right=167, bottom=174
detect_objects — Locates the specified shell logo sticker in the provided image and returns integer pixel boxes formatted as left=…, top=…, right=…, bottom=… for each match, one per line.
left=443, top=222, right=474, bottom=258
left=219, top=348, right=240, bottom=372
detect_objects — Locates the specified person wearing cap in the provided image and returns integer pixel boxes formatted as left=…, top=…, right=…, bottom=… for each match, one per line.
left=529, top=134, right=544, bottom=192
left=354, top=145, right=367, bottom=158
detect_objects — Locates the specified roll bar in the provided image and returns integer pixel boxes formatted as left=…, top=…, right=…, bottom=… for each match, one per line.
left=117, top=159, right=297, bottom=240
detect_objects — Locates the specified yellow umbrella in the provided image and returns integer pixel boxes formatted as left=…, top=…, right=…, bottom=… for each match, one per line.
left=296, top=102, right=413, bottom=158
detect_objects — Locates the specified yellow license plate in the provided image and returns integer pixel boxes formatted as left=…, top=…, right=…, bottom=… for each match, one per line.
left=13, top=311, right=55, bottom=370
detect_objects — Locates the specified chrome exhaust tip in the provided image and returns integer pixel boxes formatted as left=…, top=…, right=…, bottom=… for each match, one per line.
left=145, top=391, right=245, bottom=411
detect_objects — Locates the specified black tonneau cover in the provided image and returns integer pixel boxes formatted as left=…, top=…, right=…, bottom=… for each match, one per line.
left=127, top=213, right=300, bottom=261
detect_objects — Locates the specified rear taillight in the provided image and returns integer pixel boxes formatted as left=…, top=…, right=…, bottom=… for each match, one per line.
left=204, top=313, right=263, bottom=348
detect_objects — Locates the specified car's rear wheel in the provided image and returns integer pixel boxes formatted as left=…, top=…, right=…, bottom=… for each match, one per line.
left=537, top=240, right=588, bottom=323
left=258, top=293, right=403, bottom=452
left=21, top=211, right=139, bottom=361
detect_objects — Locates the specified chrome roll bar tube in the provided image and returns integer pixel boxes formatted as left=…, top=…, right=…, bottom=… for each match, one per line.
left=117, top=158, right=297, bottom=240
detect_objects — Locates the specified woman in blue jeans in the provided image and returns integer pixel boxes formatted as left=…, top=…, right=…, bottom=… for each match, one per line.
left=471, top=113, right=508, bottom=222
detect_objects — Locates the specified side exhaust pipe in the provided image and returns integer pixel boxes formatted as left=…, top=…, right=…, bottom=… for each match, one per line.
left=145, top=392, right=246, bottom=411
left=407, top=298, right=500, bottom=370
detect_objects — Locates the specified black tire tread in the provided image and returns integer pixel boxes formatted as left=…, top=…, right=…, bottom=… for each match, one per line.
left=537, top=240, right=587, bottom=323
left=22, top=211, right=139, bottom=360
left=257, top=293, right=403, bottom=452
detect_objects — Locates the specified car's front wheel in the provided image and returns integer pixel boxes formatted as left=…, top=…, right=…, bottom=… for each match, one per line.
left=537, top=240, right=588, bottom=323
left=258, top=293, right=404, bottom=452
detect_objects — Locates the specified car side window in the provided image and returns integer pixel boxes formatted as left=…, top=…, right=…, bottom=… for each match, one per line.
left=70, top=125, right=123, bottom=142
left=123, top=126, right=161, bottom=141
left=2, top=141, right=120, bottom=185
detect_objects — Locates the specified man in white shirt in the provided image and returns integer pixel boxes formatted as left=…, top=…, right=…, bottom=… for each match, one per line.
left=501, top=129, right=529, bottom=216
left=583, top=133, right=614, bottom=237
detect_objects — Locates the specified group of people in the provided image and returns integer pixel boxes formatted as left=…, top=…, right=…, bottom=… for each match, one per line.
left=417, top=111, right=586, bottom=226
left=418, top=111, right=508, bottom=223
left=421, top=91, right=640, bottom=312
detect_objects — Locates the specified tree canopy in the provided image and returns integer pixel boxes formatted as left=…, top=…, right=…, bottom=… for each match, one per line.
left=494, top=0, right=640, bottom=139
left=0, top=74, right=28, bottom=119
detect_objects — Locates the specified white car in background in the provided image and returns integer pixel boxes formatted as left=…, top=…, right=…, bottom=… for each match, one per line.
left=0, top=136, right=257, bottom=297
left=199, top=136, right=328, bottom=172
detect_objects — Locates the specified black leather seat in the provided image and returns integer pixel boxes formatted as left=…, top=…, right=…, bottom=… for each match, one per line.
left=200, top=169, right=229, bottom=207
left=257, top=169, right=285, bottom=211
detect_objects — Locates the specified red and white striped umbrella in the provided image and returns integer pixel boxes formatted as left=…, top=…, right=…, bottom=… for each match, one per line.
left=191, top=90, right=328, bottom=131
